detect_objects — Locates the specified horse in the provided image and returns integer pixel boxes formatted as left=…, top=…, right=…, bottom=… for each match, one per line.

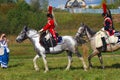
left=76, top=23, right=120, bottom=69
left=16, top=26, right=87, bottom=72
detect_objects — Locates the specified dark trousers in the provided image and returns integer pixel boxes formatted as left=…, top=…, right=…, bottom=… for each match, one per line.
left=101, top=37, right=107, bottom=51
left=41, top=38, right=49, bottom=52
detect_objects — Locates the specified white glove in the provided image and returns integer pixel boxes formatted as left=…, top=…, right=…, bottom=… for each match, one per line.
left=38, top=29, right=43, bottom=33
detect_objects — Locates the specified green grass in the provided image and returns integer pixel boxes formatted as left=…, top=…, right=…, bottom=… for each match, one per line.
left=0, top=54, right=120, bottom=80
left=55, top=13, right=120, bottom=35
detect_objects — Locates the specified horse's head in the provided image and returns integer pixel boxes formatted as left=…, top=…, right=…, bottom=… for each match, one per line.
left=16, top=26, right=29, bottom=43
left=74, top=23, right=88, bottom=44
left=75, top=23, right=87, bottom=38
left=76, top=23, right=96, bottom=40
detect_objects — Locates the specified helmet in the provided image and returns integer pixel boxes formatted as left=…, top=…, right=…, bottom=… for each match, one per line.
left=102, top=12, right=110, bottom=18
left=47, top=13, right=53, bottom=18
left=102, top=13, right=107, bottom=17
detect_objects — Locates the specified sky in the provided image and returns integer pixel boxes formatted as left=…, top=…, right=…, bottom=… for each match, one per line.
left=25, top=0, right=67, bottom=8
left=26, top=0, right=102, bottom=9
left=49, top=0, right=102, bottom=9
left=49, top=0, right=67, bottom=8
left=49, top=0, right=101, bottom=6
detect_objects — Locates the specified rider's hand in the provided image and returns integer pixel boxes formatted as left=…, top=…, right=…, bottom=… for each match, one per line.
left=38, top=29, right=43, bottom=33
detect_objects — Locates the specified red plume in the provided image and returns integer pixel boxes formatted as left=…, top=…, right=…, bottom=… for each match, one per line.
left=48, top=6, right=53, bottom=14
left=102, top=2, right=107, bottom=14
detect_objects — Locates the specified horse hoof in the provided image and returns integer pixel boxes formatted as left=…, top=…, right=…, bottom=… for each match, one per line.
left=102, top=66, right=105, bottom=69
left=84, top=68, right=87, bottom=71
left=35, top=68, right=39, bottom=71
left=34, top=66, right=39, bottom=71
left=88, top=66, right=92, bottom=69
left=65, top=68, right=70, bottom=71
left=44, top=70, right=49, bottom=73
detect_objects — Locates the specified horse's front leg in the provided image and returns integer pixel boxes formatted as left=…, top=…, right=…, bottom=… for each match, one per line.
left=33, top=54, right=40, bottom=71
left=41, top=53, right=49, bottom=73
left=98, top=53, right=104, bottom=69
left=88, top=54, right=93, bottom=68
left=75, top=50, right=87, bottom=71
left=88, top=50, right=99, bottom=69
left=65, top=51, right=72, bottom=71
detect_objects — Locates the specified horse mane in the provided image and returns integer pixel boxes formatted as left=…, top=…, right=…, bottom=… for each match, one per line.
left=27, top=27, right=38, bottom=33
left=84, top=25, right=96, bottom=37
left=30, top=29, right=37, bottom=32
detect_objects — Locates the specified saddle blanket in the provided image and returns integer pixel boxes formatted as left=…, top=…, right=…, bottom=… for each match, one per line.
left=95, top=29, right=118, bottom=48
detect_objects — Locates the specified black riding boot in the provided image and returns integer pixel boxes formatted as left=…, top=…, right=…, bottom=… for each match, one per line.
left=101, top=37, right=107, bottom=51
left=42, top=38, right=50, bottom=52
left=117, top=36, right=120, bottom=43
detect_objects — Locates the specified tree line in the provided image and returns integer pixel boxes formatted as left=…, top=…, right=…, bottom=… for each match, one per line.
left=0, top=0, right=48, bottom=35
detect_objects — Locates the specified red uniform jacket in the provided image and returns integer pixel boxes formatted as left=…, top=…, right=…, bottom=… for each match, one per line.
left=104, top=17, right=114, bottom=36
left=42, top=18, right=57, bottom=42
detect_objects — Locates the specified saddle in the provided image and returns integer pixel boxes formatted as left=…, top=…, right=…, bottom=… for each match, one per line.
left=39, top=31, right=62, bottom=49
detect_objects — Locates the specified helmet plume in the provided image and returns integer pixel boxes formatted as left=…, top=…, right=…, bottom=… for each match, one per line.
left=48, top=6, right=53, bottom=14
left=102, top=2, right=107, bottom=14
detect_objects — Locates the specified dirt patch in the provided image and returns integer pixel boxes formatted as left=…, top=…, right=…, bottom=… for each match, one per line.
left=113, top=14, right=120, bottom=23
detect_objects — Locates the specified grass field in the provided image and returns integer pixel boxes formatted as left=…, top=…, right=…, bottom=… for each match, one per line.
left=0, top=54, right=120, bottom=80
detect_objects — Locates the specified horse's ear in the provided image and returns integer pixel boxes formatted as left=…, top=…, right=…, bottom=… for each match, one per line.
left=80, top=22, right=84, bottom=26
left=24, top=25, right=28, bottom=31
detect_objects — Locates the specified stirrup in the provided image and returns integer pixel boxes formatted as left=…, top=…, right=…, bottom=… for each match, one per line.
left=102, top=46, right=106, bottom=52
left=45, top=48, right=50, bottom=53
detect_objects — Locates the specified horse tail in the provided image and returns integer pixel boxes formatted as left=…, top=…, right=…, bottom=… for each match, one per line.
left=81, top=44, right=89, bottom=59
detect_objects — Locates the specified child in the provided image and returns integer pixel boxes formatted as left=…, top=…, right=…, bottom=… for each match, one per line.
left=0, top=34, right=10, bottom=68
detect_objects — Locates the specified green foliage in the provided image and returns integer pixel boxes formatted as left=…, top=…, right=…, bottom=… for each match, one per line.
left=30, top=0, right=48, bottom=12
left=114, top=0, right=120, bottom=7
left=107, top=4, right=117, bottom=9
left=0, top=0, right=15, bottom=3
left=16, top=0, right=30, bottom=11
left=30, top=0, right=41, bottom=12
left=40, top=0, right=48, bottom=11
left=0, top=0, right=46, bottom=34
left=0, top=3, right=15, bottom=14
left=102, top=0, right=107, bottom=3
left=107, top=0, right=120, bottom=9
left=0, top=13, right=9, bottom=34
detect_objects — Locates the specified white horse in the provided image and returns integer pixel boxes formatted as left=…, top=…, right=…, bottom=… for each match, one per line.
left=76, top=23, right=120, bottom=69
left=16, top=26, right=87, bottom=72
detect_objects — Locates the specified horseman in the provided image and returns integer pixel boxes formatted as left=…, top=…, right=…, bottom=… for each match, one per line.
left=100, top=3, right=120, bottom=51
left=38, top=6, right=58, bottom=52
left=102, top=2, right=115, bottom=36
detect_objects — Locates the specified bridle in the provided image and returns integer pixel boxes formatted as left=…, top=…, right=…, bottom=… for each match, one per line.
left=77, top=26, right=86, bottom=38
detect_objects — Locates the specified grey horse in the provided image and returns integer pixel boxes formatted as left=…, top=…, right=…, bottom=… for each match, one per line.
left=76, top=23, right=120, bottom=69
left=16, top=26, right=87, bottom=72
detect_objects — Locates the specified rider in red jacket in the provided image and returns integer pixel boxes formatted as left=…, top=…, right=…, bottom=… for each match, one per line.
left=38, top=6, right=58, bottom=52
left=39, top=13, right=57, bottom=43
